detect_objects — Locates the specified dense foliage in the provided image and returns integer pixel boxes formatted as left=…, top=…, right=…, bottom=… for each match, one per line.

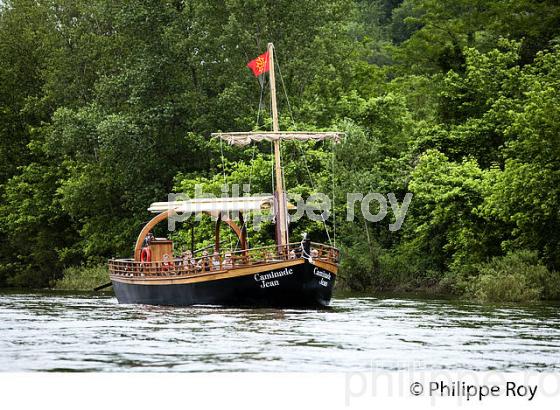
left=1, top=0, right=560, bottom=301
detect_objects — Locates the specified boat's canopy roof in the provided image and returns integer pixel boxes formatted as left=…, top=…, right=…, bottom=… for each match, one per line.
left=148, top=196, right=275, bottom=215
left=211, top=131, right=343, bottom=146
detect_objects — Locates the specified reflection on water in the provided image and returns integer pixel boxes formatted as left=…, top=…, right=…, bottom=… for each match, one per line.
left=0, top=292, right=559, bottom=372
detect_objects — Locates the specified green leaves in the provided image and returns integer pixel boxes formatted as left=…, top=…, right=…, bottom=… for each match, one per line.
left=1, top=0, right=560, bottom=294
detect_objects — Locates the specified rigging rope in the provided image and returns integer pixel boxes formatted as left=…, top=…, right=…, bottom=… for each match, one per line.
left=255, top=75, right=266, bottom=129
left=332, top=140, right=336, bottom=247
left=270, top=141, right=275, bottom=210
left=275, top=53, right=334, bottom=246
left=219, top=138, right=234, bottom=251
left=242, top=78, right=265, bottom=247
left=233, top=78, right=263, bottom=250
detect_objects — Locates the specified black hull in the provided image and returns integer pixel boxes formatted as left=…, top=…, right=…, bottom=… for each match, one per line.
left=111, top=260, right=336, bottom=308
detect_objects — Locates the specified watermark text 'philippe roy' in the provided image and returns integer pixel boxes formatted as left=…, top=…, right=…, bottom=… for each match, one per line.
left=165, top=184, right=413, bottom=232
left=347, top=192, right=412, bottom=232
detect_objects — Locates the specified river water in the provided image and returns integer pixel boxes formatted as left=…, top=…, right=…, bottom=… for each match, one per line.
left=1, top=292, right=559, bottom=372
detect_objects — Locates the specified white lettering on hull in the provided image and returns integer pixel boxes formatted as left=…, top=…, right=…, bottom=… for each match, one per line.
left=255, top=268, right=293, bottom=289
left=260, top=280, right=279, bottom=289
left=313, top=267, right=332, bottom=280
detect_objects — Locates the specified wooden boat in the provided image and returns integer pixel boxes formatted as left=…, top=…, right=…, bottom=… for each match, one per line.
left=108, top=43, right=341, bottom=308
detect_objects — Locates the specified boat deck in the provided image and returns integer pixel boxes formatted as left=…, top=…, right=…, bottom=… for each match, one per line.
left=109, top=242, right=339, bottom=279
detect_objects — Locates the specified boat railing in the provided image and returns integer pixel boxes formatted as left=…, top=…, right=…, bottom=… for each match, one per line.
left=109, top=241, right=339, bottom=278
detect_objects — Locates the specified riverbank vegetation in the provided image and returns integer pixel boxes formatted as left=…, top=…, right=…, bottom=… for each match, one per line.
left=1, top=0, right=559, bottom=302
left=52, top=264, right=109, bottom=291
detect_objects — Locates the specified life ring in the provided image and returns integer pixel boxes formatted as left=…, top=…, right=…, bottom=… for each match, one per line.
left=140, top=247, right=152, bottom=263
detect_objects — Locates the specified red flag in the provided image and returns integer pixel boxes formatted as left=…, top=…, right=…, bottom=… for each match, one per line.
left=247, top=51, right=270, bottom=77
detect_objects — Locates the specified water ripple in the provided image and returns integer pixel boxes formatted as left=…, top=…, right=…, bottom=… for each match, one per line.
left=0, top=292, right=559, bottom=372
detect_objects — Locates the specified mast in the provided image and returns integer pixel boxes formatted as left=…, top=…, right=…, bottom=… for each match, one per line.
left=268, top=42, right=289, bottom=250
left=213, top=45, right=343, bottom=250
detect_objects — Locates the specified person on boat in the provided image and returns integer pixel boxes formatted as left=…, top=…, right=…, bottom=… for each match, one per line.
left=142, top=232, right=154, bottom=248
left=198, top=250, right=210, bottom=271
left=310, top=248, right=319, bottom=260
left=328, top=248, right=337, bottom=262
left=212, top=251, right=221, bottom=270
left=289, top=249, right=296, bottom=260
left=223, top=252, right=233, bottom=269
left=181, top=250, right=195, bottom=272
